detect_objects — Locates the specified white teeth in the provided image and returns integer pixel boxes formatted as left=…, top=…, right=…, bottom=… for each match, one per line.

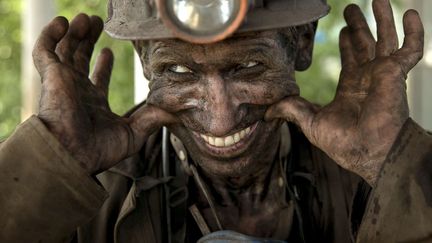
left=239, top=130, right=246, bottom=139
left=200, top=134, right=209, bottom=143
left=234, top=133, right=240, bottom=143
left=199, top=124, right=255, bottom=148
left=215, top=138, right=224, bottom=147
left=224, top=136, right=235, bottom=147
left=208, top=136, right=215, bottom=146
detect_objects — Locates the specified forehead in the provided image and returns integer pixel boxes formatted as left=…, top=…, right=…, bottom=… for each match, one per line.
left=145, top=30, right=285, bottom=62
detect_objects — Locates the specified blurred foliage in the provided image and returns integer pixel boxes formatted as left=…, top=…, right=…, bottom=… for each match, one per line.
left=0, top=0, right=22, bottom=139
left=296, top=0, right=357, bottom=105
left=0, top=0, right=401, bottom=139
left=298, top=0, right=401, bottom=105
left=56, top=0, right=135, bottom=116
left=0, top=0, right=135, bottom=139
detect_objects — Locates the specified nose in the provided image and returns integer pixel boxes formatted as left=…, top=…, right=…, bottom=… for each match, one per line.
left=204, top=73, right=238, bottom=136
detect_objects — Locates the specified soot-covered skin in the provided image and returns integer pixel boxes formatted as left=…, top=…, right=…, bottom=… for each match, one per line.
left=138, top=29, right=314, bottom=182
left=135, top=29, right=316, bottom=236
left=266, top=0, right=424, bottom=186
left=33, top=14, right=177, bottom=175
left=31, top=0, right=424, bottom=238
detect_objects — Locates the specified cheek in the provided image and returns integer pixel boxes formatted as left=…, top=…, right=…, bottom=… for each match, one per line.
left=234, top=76, right=299, bottom=105
left=146, top=81, right=201, bottom=113
left=146, top=71, right=299, bottom=112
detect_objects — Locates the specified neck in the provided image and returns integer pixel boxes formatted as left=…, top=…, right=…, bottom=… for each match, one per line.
left=192, top=132, right=291, bottom=234
left=201, top=157, right=283, bottom=204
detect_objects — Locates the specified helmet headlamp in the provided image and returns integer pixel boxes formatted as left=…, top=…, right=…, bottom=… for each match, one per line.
left=156, top=0, right=249, bottom=43
left=104, top=0, right=330, bottom=44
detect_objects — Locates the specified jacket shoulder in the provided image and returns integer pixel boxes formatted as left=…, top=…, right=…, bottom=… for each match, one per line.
left=357, top=118, right=432, bottom=243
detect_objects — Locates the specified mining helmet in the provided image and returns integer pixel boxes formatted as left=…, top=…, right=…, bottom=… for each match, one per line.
left=105, top=0, right=330, bottom=44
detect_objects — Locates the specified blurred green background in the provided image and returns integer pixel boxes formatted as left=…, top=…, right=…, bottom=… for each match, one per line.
left=0, top=0, right=396, bottom=139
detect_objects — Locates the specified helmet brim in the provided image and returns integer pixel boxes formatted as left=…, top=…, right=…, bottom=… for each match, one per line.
left=104, top=0, right=330, bottom=41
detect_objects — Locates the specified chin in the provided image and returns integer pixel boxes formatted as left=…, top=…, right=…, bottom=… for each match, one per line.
left=169, top=120, right=282, bottom=178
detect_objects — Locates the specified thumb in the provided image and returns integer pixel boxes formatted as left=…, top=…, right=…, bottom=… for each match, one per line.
left=129, top=104, right=179, bottom=140
left=265, top=96, right=317, bottom=135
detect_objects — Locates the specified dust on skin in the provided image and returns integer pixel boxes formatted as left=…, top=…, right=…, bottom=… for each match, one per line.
left=132, top=26, right=316, bottom=237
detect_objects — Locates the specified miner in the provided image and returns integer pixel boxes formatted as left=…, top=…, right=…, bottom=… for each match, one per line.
left=0, top=0, right=431, bottom=242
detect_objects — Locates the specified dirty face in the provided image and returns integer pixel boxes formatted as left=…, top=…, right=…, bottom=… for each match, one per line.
left=138, top=29, right=311, bottom=178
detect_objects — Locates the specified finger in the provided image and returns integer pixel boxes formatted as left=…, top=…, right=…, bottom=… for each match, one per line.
left=339, top=26, right=357, bottom=68
left=91, top=48, right=114, bottom=97
left=129, top=104, right=179, bottom=150
left=74, top=16, right=104, bottom=74
left=265, top=96, right=316, bottom=139
left=33, top=16, right=68, bottom=76
left=344, top=4, right=376, bottom=63
left=394, top=9, right=424, bottom=73
left=55, top=13, right=91, bottom=64
left=337, top=26, right=371, bottom=96
left=373, top=0, right=398, bottom=56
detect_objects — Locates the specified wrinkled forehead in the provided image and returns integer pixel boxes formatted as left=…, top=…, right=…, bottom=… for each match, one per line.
left=141, top=29, right=294, bottom=61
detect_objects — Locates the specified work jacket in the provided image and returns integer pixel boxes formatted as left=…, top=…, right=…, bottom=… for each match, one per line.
left=0, top=116, right=431, bottom=243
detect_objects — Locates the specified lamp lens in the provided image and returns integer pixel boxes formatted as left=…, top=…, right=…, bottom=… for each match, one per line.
left=167, top=0, right=241, bottom=35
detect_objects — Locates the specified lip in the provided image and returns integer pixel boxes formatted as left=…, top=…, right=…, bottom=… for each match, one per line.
left=190, top=122, right=260, bottom=159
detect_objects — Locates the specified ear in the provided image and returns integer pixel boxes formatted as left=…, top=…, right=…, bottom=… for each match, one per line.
left=295, top=22, right=317, bottom=71
left=132, top=40, right=152, bottom=80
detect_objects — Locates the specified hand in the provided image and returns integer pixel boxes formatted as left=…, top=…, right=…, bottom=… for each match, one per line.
left=265, top=0, right=424, bottom=185
left=33, top=14, right=177, bottom=174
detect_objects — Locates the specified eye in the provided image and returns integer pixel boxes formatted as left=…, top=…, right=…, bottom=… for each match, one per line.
left=168, top=64, right=193, bottom=74
left=239, top=61, right=260, bottom=69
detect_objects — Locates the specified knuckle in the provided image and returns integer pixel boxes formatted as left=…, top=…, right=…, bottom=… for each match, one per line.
left=32, top=43, right=45, bottom=59
left=75, top=54, right=91, bottom=66
left=414, top=50, right=424, bottom=60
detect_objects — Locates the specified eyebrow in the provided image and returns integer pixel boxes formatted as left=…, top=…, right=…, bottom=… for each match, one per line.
left=149, top=48, right=195, bottom=68
left=228, top=46, right=276, bottom=64
left=150, top=46, right=276, bottom=68
left=148, top=37, right=280, bottom=69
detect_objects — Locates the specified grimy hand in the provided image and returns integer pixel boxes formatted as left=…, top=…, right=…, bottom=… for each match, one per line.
left=266, top=0, right=424, bottom=185
left=33, top=14, right=177, bottom=174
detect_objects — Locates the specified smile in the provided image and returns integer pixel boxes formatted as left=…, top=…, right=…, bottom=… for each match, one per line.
left=194, top=122, right=259, bottom=148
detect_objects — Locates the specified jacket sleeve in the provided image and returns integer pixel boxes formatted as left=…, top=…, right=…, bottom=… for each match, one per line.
left=357, top=118, right=432, bottom=243
left=0, top=116, right=108, bottom=242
